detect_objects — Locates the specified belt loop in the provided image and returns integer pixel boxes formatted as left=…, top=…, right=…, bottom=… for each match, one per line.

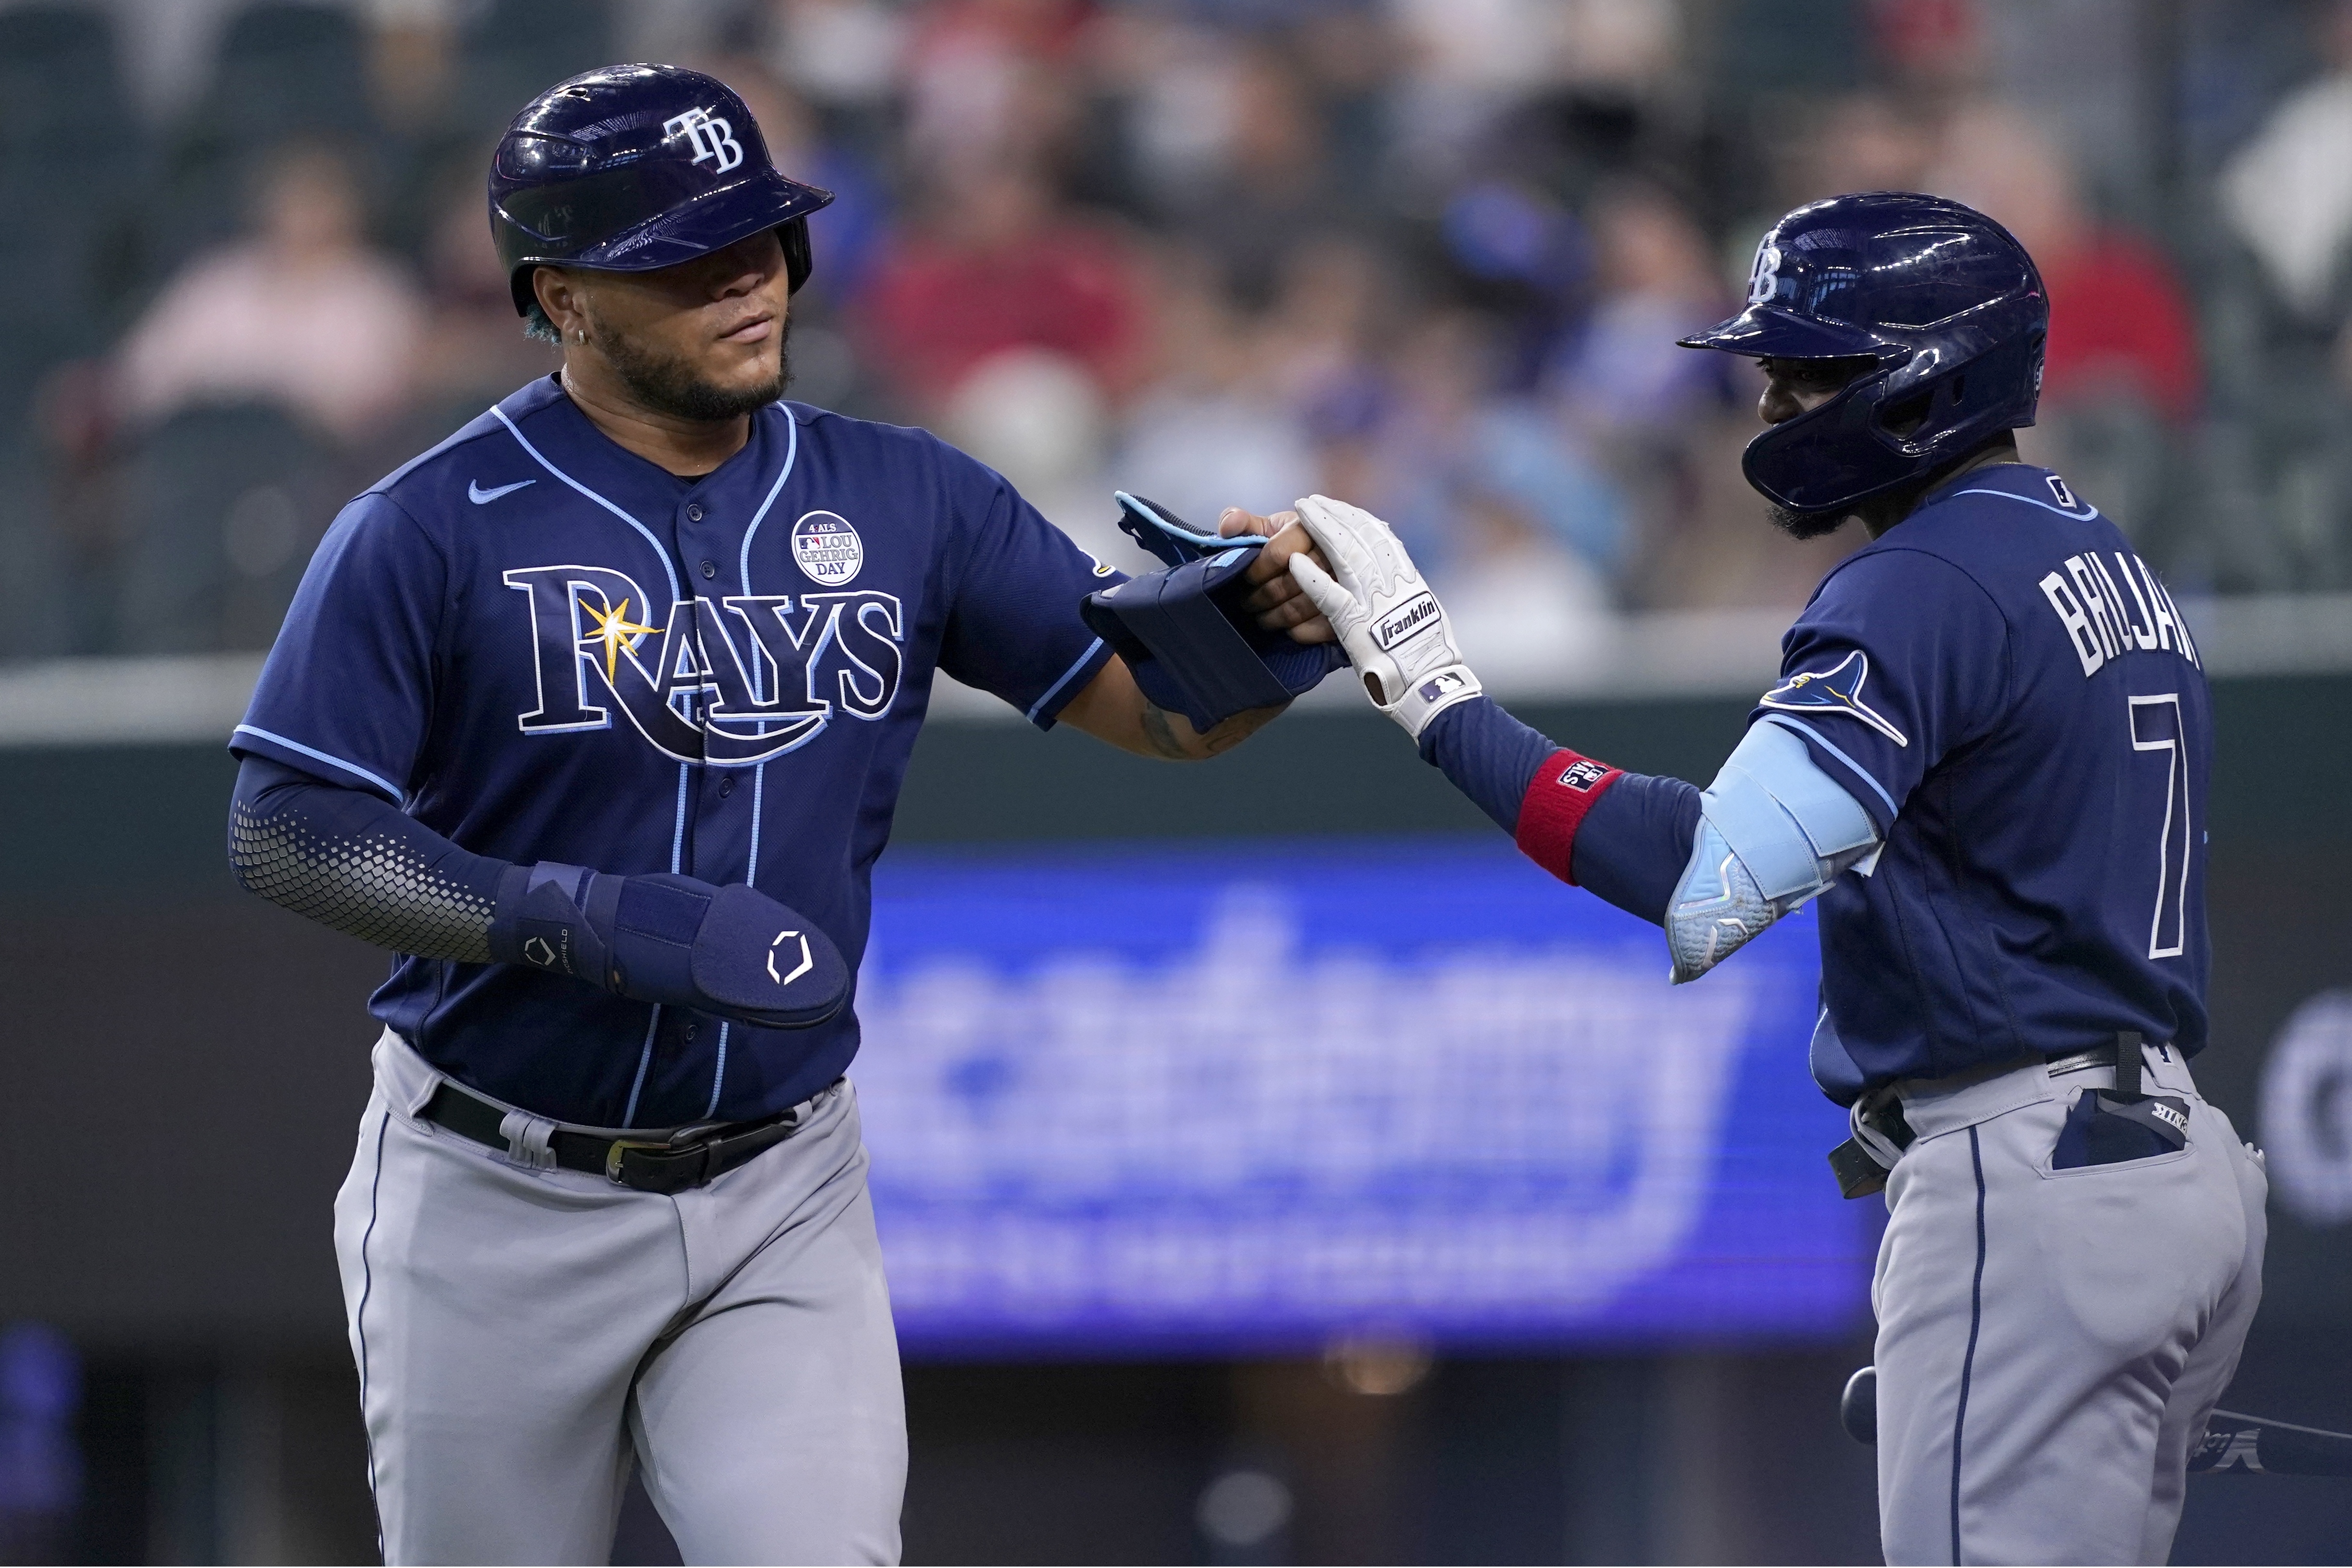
left=405, top=1071, right=444, bottom=1121
left=498, top=1109, right=559, bottom=1171
left=1849, top=1087, right=1909, bottom=1169
left=2114, top=1030, right=2144, bottom=1101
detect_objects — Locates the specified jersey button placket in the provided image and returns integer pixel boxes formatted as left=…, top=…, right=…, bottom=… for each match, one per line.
left=685, top=503, right=704, bottom=522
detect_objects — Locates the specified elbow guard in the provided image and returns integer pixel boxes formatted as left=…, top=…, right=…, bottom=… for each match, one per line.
left=1665, top=721, right=1882, bottom=983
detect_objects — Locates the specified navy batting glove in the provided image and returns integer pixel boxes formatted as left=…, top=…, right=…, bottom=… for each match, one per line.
left=1080, top=492, right=1349, bottom=732
left=488, top=862, right=849, bottom=1031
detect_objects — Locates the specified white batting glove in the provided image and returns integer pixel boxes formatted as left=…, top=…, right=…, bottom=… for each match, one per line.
left=1286, top=494, right=1483, bottom=739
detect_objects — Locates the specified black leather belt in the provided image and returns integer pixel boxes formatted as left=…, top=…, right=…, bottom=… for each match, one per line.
left=2046, top=1036, right=2150, bottom=1086
left=422, top=1081, right=813, bottom=1194
left=1828, top=1033, right=2163, bottom=1200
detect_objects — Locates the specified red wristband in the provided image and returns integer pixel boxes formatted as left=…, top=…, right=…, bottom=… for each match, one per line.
left=1515, top=749, right=1624, bottom=885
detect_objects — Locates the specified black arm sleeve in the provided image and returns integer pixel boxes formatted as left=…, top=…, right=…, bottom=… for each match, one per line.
left=229, top=758, right=855, bottom=1031
left=228, top=755, right=506, bottom=960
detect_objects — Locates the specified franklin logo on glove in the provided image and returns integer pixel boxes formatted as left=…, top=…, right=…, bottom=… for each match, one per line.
left=1375, top=593, right=1441, bottom=650
left=1286, top=494, right=1484, bottom=738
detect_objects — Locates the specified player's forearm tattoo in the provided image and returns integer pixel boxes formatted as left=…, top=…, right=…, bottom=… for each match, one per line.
left=1200, top=707, right=1275, bottom=755
left=1139, top=701, right=1193, bottom=761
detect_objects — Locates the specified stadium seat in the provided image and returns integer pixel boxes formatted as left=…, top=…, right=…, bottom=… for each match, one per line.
left=0, top=439, right=76, bottom=663
left=0, top=5, right=126, bottom=160
left=447, top=0, right=613, bottom=133
left=207, top=3, right=375, bottom=146
left=0, top=6, right=140, bottom=423
left=160, top=3, right=382, bottom=256
left=114, top=404, right=337, bottom=656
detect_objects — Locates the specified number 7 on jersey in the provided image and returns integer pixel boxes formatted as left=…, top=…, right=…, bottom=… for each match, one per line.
left=2128, top=693, right=2191, bottom=960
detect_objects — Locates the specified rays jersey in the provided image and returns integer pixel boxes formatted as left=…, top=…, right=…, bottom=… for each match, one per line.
left=233, top=376, right=1118, bottom=1127
left=1769, top=464, right=2212, bottom=1101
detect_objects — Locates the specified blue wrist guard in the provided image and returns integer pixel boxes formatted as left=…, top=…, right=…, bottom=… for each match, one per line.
left=489, top=862, right=849, bottom=1031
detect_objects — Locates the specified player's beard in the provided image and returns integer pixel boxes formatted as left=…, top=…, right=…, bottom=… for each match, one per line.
left=1766, top=461, right=1954, bottom=542
left=590, top=315, right=793, bottom=422
left=1765, top=502, right=1850, bottom=540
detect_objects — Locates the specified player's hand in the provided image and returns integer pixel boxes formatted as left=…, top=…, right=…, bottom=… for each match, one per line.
left=1219, top=507, right=1337, bottom=645
left=1285, top=494, right=1483, bottom=738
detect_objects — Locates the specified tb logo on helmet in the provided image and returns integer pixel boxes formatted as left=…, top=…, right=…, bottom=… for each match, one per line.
left=663, top=107, right=744, bottom=173
left=1746, top=241, right=1783, bottom=308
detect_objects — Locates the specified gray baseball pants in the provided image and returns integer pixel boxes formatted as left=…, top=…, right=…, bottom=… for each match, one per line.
left=333, top=1029, right=907, bottom=1566
left=1872, top=1046, right=2267, bottom=1565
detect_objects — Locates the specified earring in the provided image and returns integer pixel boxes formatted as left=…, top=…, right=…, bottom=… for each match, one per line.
left=572, top=328, right=585, bottom=344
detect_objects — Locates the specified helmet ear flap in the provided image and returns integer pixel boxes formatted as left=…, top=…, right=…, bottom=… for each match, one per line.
left=781, top=217, right=812, bottom=294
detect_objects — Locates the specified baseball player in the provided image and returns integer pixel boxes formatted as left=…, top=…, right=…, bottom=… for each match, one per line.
left=1247, top=195, right=2268, bottom=1564
left=224, top=65, right=1329, bottom=1565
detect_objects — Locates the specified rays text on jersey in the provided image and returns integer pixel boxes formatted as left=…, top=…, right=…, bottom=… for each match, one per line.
left=502, top=563, right=905, bottom=764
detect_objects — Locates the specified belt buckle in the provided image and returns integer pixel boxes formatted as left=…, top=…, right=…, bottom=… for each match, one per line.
left=604, top=1137, right=670, bottom=1184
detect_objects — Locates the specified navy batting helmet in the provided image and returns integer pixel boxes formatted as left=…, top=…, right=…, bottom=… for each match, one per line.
left=1679, top=192, right=2047, bottom=517
left=489, top=63, right=835, bottom=316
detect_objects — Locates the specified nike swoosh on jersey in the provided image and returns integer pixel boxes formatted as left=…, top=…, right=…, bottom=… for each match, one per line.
left=468, top=479, right=537, bottom=504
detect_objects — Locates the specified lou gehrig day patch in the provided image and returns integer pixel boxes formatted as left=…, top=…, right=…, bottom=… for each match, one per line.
left=791, top=510, right=863, bottom=585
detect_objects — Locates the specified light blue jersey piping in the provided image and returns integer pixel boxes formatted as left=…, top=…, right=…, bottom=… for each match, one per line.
left=1028, top=637, right=1107, bottom=723
left=492, top=405, right=681, bottom=602
left=231, top=724, right=406, bottom=804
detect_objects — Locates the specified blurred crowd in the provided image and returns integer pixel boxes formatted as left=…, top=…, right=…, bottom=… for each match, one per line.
left=5, top=0, right=2351, bottom=667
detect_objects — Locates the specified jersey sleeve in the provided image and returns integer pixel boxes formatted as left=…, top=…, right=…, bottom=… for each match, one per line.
left=1757, top=546, right=2010, bottom=831
left=936, top=463, right=1124, bottom=729
left=1417, top=695, right=1703, bottom=925
left=230, top=491, right=446, bottom=804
